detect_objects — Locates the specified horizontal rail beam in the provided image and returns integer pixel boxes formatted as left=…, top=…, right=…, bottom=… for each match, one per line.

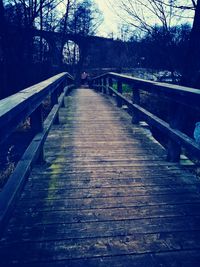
left=0, top=73, right=73, bottom=144
left=92, top=72, right=200, bottom=107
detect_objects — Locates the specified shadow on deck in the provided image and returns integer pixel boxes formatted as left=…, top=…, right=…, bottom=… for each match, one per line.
left=1, top=88, right=200, bottom=266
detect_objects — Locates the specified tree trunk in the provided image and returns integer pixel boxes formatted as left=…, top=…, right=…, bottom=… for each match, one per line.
left=0, top=0, right=8, bottom=99
left=39, top=0, right=43, bottom=62
left=181, top=0, right=200, bottom=87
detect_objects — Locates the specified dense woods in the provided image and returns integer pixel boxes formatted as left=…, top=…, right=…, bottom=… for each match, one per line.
left=0, top=0, right=200, bottom=99
left=115, top=0, right=200, bottom=87
left=0, top=0, right=102, bottom=99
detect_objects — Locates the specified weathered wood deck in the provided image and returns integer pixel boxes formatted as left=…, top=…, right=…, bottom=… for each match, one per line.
left=1, top=88, right=200, bottom=266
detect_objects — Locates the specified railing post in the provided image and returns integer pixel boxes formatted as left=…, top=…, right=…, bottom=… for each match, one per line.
left=58, top=81, right=63, bottom=95
left=51, top=88, right=58, bottom=105
left=132, top=87, right=140, bottom=124
left=61, top=78, right=68, bottom=108
left=61, top=95, right=65, bottom=108
left=103, top=77, right=107, bottom=94
left=167, top=104, right=184, bottom=162
left=30, top=105, right=43, bottom=134
left=108, top=77, right=113, bottom=96
left=51, top=88, right=59, bottom=124
left=97, top=79, right=100, bottom=91
left=101, top=78, right=104, bottom=93
left=117, top=80, right=123, bottom=107
left=61, top=88, right=66, bottom=108
left=91, top=79, right=95, bottom=90
left=95, top=79, right=97, bottom=90
left=95, top=79, right=98, bottom=90
left=30, top=104, right=44, bottom=162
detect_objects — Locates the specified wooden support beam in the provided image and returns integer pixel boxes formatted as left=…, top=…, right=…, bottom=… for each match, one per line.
left=117, top=80, right=123, bottom=108
left=51, top=89, right=58, bottom=106
left=132, top=87, right=140, bottom=124
left=97, top=79, right=99, bottom=91
left=101, top=78, right=104, bottom=93
left=51, top=89, right=59, bottom=124
left=58, top=81, right=64, bottom=95
left=167, top=104, right=185, bottom=162
left=30, top=105, right=44, bottom=163
left=95, top=80, right=97, bottom=90
left=30, top=104, right=43, bottom=134
left=108, top=78, right=113, bottom=96
left=61, top=97, right=65, bottom=108
left=103, top=77, right=107, bottom=94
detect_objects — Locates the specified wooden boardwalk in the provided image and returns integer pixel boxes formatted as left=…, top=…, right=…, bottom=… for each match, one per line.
left=1, top=88, right=200, bottom=266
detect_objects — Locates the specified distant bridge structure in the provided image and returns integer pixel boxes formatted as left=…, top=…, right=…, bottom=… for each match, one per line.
left=25, top=28, right=129, bottom=69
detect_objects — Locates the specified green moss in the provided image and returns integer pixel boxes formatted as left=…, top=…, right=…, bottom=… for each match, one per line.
left=112, top=82, right=132, bottom=93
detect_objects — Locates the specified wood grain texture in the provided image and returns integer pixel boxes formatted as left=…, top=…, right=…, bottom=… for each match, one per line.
left=0, top=88, right=200, bottom=266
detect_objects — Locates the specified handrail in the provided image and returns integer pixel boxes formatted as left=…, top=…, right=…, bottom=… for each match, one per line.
left=0, top=72, right=73, bottom=144
left=0, top=72, right=74, bottom=232
left=92, top=72, right=200, bottom=108
left=93, top=72, right=200, bottom=95
left=92, top=72, right=200, bottom=163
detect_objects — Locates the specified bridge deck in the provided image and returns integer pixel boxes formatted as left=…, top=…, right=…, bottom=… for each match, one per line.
left=1, top=88, right=200, bottom=266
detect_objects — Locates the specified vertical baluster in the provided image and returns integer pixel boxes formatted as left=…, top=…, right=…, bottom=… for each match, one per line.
left=51, top=88, right=58, bottom=105
left=96, top=79, right=100, bottom=92
left=99, top=78, right=101, bottom=92
left=132, top=86, right=140, bottom=124
left=98, top=79, right=101, bottom=91
left=117, top=80, right=123, bottom=107
left=61, top=91, right=65, bottom=108
left=108, top=77, right=113, bottom=96
left=61, top=79, right=67, bottom=108
left=58, top=81, right=63, bottom=95
left=167, top=103, right=183, bottom=162
left=103, top=77, right=107, bottom=94
left=30, top=104, right=44, bottom=162
left=91, top=79, right=94, bottom=90
left=101, top=78, right=104, bottom=93
left=30, top=104, right=43, bottom=134
left=51, top=88, right=59, bottom=124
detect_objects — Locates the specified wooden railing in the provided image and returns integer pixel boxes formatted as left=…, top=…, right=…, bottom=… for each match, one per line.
left=92, top=72, right=200, bottom=163
left=0, top=72, right=74, bottom=231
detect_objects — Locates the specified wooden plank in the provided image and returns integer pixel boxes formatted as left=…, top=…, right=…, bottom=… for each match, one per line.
left=9, top=203, right=200, bottom=227
left=2, top=250, right=198, bottom=267
left=1, top=231, right=200, bottom=265
left=2, top=216, right=200, bottom=243
left=16, top=194, right=200, bottom=214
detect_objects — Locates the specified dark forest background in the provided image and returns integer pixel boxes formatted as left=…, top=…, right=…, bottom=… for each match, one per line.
left=0, top=0, right=200, bottom=99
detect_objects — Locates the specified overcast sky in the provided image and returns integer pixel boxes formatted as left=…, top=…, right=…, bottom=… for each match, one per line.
left=93, top=0, right=194, bottom=38
left=94, top=0, right=119, bottom=37
left=58, top=0, right=194, bottom=38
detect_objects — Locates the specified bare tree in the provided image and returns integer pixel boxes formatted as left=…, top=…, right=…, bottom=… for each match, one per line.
left=181, top=0, right=200, bottom=86
left=110, top=0, right=200, bottom=86
left=111, top=0, right=195, bottom=33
